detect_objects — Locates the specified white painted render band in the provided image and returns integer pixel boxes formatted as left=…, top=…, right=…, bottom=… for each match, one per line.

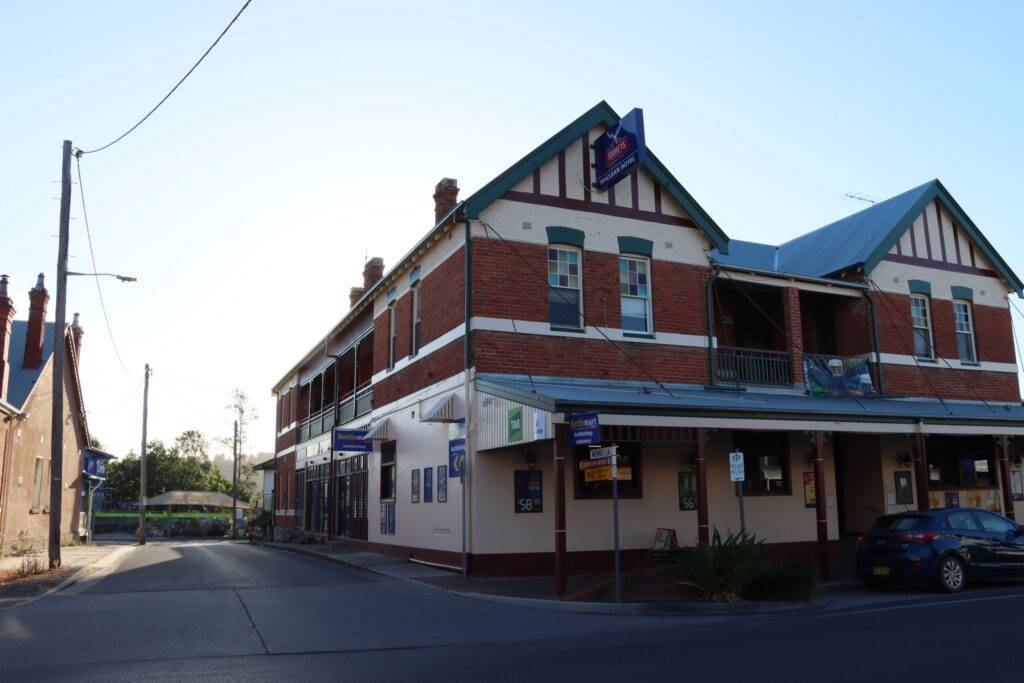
left=869, top=352, right=1018, bottom=374
left=470, top=317, right=715, bottom=348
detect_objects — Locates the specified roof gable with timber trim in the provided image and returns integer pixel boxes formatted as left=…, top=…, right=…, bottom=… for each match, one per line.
left=463, top=101, right=729, bottom=253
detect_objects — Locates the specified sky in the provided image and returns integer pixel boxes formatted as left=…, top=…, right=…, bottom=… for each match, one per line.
left=2, top=1, right=1023, bottom=458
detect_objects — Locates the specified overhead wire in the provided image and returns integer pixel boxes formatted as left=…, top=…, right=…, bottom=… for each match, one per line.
left=77, top=0, right=253, bottom=155
left=152, top=374, right=232, bottom=427
left=85, top=377, right=143, bottom=415
left=480, top=222, right=536, bottom=391
left=74, top=154, right=132, bottom=375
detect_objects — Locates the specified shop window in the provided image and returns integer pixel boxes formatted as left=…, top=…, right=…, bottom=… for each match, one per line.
left=953, top=300, right=977, bottom=364
left=548, top=247, right=582, bottom=329
left=380, top=442, right=396, bottom=501
left=927, top=448, right=996, bottom=489
left=910, top=296, right=934, bottom=360
left=735, top=432, right=790, bottom=495
left=573, top=442, right=642, bottom=499
left=619, top=256, right=652, bottom=334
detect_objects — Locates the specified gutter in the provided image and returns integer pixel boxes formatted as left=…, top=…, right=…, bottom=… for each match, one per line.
left=714, top=262, right=869, bottom=290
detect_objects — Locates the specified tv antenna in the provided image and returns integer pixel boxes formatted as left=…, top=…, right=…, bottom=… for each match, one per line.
left=843, top=192, right=876, bottom=205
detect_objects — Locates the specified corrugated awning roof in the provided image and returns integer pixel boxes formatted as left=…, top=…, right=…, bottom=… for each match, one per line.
left=474, top=373, right=1024, bottom=426
left=365, top=418, right=393, bottom=441
left=420, top=393, right=459, bottom=423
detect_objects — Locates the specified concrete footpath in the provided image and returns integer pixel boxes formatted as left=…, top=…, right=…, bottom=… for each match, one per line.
left=260, top=541, right=826, bottom=615
left=0, top=542, right=134, bottom=610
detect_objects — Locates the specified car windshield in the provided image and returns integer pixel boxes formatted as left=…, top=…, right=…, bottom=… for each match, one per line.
left=871, top=515, right=931, bottom=531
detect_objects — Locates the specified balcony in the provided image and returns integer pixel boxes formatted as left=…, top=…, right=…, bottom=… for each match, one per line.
left=301, top=385, right=373, bottom=443
left=714, top=346, right=793, bottom=386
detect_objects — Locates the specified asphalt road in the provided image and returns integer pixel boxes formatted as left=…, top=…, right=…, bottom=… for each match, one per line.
left=2, top=540, right=1024, bottom=681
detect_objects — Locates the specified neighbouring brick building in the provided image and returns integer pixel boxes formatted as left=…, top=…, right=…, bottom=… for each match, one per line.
left=0, top=274, right=91, bottom=551
left=270, top=102, right=1024, bottom=591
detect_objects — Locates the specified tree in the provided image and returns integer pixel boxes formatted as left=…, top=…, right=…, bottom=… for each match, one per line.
left=175, top=430, right=208, bottom=460
left=217, top=390, right=259, bottom=502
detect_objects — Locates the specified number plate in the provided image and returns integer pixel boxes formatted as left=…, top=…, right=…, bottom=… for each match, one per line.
left=873, top=566, right=890, bottom=577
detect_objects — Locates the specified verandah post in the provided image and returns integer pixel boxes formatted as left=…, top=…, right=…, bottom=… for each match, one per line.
left=554, top=423, right=567, bottom=598
left=812, top=431, right=829, bottom=580
left=997, top=435, right=1016, bottom=521
left=696, top=427, right=709, bottom=546
left=913, top=428, right=930, bottom=511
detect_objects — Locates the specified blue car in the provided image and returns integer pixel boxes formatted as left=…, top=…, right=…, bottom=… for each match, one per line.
left=855, top=508, right=1024, bottom=592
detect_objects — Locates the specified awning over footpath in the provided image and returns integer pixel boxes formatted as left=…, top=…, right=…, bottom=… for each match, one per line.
left=475, top=373, right=1024, bottom=433
left=146, top=491, right=240, bottom=508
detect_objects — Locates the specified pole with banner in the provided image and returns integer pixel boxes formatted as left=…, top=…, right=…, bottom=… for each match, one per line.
left=730, top=450, right=746, bottom=535
left=587, top=443, right=621, bottom=602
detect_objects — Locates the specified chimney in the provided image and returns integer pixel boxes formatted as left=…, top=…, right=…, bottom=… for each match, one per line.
left=362, top=257, right=384, bottom=290
left=0, top=275, right=15, bottom=399
left=71, top=312, right=84, bottom=359
left=349, top=286, right=365, bottom=308
left=23, top=273, right=48, bottom=370
left=433, top=178, right=459, bottom=224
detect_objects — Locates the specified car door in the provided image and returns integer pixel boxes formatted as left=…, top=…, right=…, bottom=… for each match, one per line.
left=972, top=510, right=1024, bottom=576
left=944, top=510, right=992, bottom=574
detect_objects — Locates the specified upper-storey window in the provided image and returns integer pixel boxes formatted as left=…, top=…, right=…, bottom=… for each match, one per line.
left=388, top=303, right=397, bottom=370
left=548, top=247, right=582, bottom=329
left=619, top=256, right=652, bottom=333
left=910, top=295, right=934, bottom=360
left=953, top=300, right=977, bottom=364
left=410, top=286, right=422, bottom=357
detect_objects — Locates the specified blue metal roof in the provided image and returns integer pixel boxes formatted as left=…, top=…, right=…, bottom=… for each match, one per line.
left=5, top=321, right=56, bottom=409
left=475, top=373, right=1024, bottom=425
left=711, top=180, right=1024, bottom=294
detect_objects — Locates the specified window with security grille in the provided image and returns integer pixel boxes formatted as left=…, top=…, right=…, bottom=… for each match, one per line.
left=547, top=247, right=582, bottom=329
left=953, top=300, right=976, bottom=363
left=910, top=296, right=934, bottom=360
left=619, top=256, right=652, bottom=333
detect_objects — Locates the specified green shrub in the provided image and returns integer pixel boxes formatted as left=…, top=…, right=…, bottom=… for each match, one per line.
left=741, top=560, right=819, bottom=602
left=677, top=528, right=768, bottom=603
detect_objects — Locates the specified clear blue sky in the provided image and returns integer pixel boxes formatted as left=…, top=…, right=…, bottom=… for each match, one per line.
left=2, top=1, right=1022, bottom=457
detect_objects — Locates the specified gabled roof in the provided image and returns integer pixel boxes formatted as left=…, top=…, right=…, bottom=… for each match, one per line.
left=712, top=179, right=1023, bottom=295
left=5, top=320, right=55, bottom=408
left=463, top=101, right=729, bottom=252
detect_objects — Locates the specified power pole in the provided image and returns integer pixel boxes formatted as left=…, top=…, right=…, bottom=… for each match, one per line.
left=48, top=140, right=73, bottom=570
left=231, top=420, right=238, bottom=540
left=138, top=363, right=150, bottom=545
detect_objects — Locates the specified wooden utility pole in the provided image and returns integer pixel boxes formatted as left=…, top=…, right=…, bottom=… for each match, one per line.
left=138, top=364, right=150, bottom=545
left=231, top=420, right=239, bottom=539
left=48, top=140, right=73, bottom=570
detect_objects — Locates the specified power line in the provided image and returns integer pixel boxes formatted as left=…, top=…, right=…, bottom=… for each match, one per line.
left=159, top=370, right=234, bottom=395
left=86, top=378, right=143, bottom=415
left=77, top=0, right=253, bottom=155
left=74, top=155, right=132, bottom=375
left=152, top=375, right=232, bottom=426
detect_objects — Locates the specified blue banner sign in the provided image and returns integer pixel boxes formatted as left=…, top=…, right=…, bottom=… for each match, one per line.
left=448, top=437, right=466, bottom=479
left=334, top=428, right=372, bottom=453
left=569, top=411, right=600, bottom=446
left=592, top=108, right=647, bottom=191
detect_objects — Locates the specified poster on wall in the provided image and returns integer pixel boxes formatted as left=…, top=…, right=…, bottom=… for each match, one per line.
left=424, top=467, right=433, bottom=503
left=387, top=502, right=396, bottom=535
left=380, top=503, right=388, bottom=535
left=803, top=472, right=817, bottom=508
left=514, top=470, right=543, bottom=513
left=967, top=491, right=984, bottom=509
left=437, top=466, right=447, bottom=502
left=894, top=471, right=913, bottom=505
left=985, top=489, right=1001, bottom=512
left=1012, top=470, right=1024, bottom=502
left=411, top=469, right=420, bottom=503
left=677, top=471, right=697, bottom=511
left=929, top=491, right=942, bottom=509
left=945, top=491, right=960, bottom=509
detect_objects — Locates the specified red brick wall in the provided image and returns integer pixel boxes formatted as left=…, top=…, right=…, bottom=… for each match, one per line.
left=373, top=338, right=465, bottom=407
left=833, top=296, right=874, bottom=358
left=472, top=236, right=710, bottom=335
left=882, top=364, right=1019, bottom=402
left=473, top=330, right=709, bottom=384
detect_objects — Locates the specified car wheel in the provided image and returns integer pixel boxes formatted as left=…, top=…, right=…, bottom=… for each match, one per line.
left=939, top=556, right=966, bottom=593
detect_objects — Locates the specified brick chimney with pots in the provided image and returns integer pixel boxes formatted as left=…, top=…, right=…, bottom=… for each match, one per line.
left=363, top=257, right=384, bottom=290
left=71, top=312, right=84, bottom=359
left=433, top=178, right=459, bottom=224
left=23, top=273, right=48, bottom=370
left=349, top=286, right=365, bottom=309
left=0, top=274, right=15, bottom=399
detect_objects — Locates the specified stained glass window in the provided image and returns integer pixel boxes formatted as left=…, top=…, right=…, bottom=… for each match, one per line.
left=619, top=256, right=651, bottom=333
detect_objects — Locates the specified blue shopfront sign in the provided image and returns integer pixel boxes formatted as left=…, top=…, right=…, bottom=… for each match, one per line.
left=569, top=411, right=600, bottom=446
left=448, top=437, right=466, bottom=479
left=334, top=428, right=372, bottom=453
left=592, top=108, right=647, bottom=191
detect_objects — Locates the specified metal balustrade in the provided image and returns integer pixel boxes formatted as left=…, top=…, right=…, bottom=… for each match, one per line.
left=715, top=346, right=792, bottom=386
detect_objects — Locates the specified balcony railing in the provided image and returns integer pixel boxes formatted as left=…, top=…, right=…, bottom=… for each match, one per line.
left=301, top=386, right=374, bottom=442
left=715, top=346, right=792, bottom=386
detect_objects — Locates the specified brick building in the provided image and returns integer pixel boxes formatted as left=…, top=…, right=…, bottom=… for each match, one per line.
left=0, top=274, right=91, bottom=551
left=270, top=102, right=1024, bottom=589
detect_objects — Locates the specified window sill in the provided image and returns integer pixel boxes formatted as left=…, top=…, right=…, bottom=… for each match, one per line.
left=959, top=361, right=980, bottom=367
left=550, top=325, right=586, bottom=334
left=914, top=357, right=938, bottom=364
left=622, top=332, right=654, bottom=339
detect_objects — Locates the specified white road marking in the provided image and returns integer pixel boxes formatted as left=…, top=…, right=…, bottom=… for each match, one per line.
left=813, top=590, right=1024, bottom=619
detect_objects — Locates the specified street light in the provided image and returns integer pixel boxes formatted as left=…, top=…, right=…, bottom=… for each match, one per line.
left=68, top=271, right=137, bottom=282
